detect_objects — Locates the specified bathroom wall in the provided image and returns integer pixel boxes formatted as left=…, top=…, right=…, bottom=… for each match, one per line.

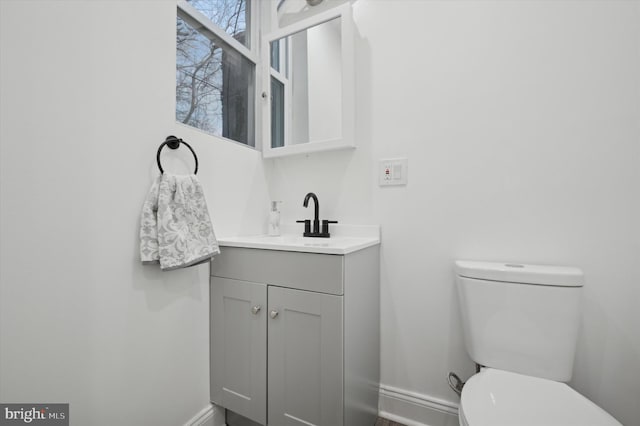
left=267, top=1, right=640, bottom=425
left=0, top=1, right=268, bottom=425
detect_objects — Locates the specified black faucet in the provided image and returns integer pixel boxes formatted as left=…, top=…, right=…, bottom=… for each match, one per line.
left=303, top=192, right=320, bottom=234
left=296, top=192, right=338, bottom=238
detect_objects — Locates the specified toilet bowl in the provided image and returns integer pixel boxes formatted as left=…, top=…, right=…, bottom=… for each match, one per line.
left=458, top=368, right=621, bottom=426
left=454, top=260, right=622, bottom=426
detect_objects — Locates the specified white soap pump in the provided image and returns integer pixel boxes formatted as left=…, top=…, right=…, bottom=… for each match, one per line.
left=268, top=201, right=282, bottom=236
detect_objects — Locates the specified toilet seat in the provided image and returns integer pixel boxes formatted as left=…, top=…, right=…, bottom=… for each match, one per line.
left=459, top=368, right=621, bottom=426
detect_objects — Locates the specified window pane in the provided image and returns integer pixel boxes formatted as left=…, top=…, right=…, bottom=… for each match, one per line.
left=186, top=0, right=250, bottom=48
left=270, top=40, right=280, bottom=72
left=270, top=38, right=289, bottom=77
left=177, top=16, right=255, bottom=146
left=271, top=77, right=285, bottom=148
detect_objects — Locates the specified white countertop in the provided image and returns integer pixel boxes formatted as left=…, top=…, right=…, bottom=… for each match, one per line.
left=217, top=224, right=380, bottom=255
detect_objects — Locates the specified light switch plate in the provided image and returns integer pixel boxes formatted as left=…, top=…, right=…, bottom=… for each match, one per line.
left=379, top=158, right=408, bottom=186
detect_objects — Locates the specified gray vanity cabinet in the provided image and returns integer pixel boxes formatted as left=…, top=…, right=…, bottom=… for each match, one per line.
left=210, top=245, right=379, bottom=426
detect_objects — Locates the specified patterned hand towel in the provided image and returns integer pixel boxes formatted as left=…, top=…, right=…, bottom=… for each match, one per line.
left=140, top=174, right=220, bottom=270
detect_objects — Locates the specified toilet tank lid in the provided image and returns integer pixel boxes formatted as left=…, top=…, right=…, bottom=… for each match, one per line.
left=455, top=260, right=584, bottom=287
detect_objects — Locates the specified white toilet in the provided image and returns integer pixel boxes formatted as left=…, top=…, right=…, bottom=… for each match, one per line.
left=454, top=260, right=622, bottom=426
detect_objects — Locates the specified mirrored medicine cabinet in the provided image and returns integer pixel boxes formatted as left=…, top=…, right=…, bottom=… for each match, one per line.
left=262, top=3, right=355, bottom=158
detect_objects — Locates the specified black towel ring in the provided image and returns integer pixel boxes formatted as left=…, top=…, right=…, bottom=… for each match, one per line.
left=156, top=135, right=199, bottom=174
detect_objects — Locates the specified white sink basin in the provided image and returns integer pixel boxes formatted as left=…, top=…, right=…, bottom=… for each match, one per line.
left=218, top=225, right=380, bottom=255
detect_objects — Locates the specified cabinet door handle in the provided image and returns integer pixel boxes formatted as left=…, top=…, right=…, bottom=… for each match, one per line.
left=270, top=310, right=279, bottom=319
left=251, top=305, right=261, bottom=315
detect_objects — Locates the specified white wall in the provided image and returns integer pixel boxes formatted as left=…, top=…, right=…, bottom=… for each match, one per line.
left=0, top=1, right=268, bottom=425
left=267, top=1, right=640, bottom=425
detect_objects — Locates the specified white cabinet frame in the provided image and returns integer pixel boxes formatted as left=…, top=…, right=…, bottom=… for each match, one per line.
left=261, top=3, right=355, bottom=158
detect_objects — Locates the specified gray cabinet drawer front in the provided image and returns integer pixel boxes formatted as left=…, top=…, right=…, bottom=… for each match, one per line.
left=211, top=247, right=344, bottom=295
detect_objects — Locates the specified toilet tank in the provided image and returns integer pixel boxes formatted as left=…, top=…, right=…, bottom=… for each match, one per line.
left=455, top=260, right=584, bottom=382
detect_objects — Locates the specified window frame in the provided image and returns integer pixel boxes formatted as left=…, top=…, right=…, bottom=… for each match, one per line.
left=176, top=0, right=260, bottom=149
left=269, top=38, right=292, bottom=149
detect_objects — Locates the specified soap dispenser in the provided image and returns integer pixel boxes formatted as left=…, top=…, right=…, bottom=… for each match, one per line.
left=268, top=201, right=282, bottom=236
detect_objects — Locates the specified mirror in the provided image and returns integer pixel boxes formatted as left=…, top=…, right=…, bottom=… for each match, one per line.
left=262, top=4, right=354, bottom=158
left=270, top=17, right=342, bottom=148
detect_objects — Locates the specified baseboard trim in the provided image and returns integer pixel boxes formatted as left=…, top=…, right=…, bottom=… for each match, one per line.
left=184, top=403, right=225, bottom=426
left=187, top=387, right=457, bottom=426
left=378, top=410, right=431, bottom=426
left=379, top=384, right=459, bottom=426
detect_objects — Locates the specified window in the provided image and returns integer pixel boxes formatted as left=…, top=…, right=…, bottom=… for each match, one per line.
left=176, top=0, right=257, bottom=147
left=185, top=0, right=250, bottom=47
left=269, top=37, right=290, bottom=148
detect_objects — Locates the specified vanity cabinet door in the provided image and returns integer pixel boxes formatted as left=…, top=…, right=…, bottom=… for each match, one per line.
left=268, top=286, right=344, bottom=426
left=210, top=277, right=267, bottom=425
